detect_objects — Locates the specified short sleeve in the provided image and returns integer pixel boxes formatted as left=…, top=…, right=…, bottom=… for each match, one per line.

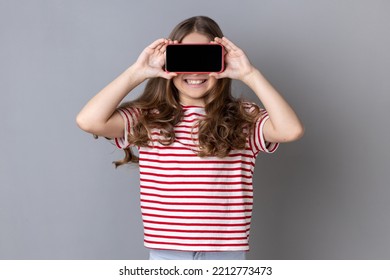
left=249, top=106, right=279, bottom=155
left=113, top=107, right=140, bottom=149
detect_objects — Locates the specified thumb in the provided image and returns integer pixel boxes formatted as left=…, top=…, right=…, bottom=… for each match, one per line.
left=209, top=72, right=228, bottom=79
left=159, top=71, right=177, bottom=80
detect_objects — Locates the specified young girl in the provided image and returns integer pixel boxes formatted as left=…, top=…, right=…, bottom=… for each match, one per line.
left=76, top=16, right=304, bottom=260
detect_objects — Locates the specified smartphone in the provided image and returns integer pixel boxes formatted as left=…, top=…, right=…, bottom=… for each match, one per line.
left=165, top=44, right=225, bottom=73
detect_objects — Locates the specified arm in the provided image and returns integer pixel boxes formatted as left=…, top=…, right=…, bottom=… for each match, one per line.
left=242, top=69, right=304, bottom=143
left=76, top=65, right=144, bottom=139
left=211, top=37, right=304, bottom=143
left=76, top=38, right=176, bottom=139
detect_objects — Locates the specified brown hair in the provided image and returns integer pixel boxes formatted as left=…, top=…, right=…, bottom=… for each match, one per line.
left=113, top=16, right=260, bottom=167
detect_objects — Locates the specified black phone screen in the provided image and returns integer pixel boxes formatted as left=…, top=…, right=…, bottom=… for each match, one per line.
left=165, top=44, right=224, bottom=73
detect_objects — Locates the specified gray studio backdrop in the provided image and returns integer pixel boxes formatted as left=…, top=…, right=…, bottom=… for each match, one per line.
left=1, top=0, right=390, bottom=260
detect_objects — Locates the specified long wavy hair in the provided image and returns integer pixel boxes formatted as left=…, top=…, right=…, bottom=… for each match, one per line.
left=113, top=16, right=260, bottom=167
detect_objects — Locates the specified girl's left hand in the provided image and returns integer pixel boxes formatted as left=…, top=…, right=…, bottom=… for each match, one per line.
left=209, top=37, right=255, bottom=82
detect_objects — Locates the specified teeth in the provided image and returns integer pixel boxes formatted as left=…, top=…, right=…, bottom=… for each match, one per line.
left=186, top=79, right=205, bottom=85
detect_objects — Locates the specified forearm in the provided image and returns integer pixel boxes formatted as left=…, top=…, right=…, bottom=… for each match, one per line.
left=76, top=64, right=144, bottom=129
left=243, top=68, right=304, bottom=142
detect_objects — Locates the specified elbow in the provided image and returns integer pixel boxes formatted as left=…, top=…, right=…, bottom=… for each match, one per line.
left=287, top=124, right=305, bottom=142
left=76, top=114, right=109, bottom=138
left=277, top=124, right=305, bottom=143
left=76, top=113, right=94, bottom=133
left=267, top=122, right=305, bottom=143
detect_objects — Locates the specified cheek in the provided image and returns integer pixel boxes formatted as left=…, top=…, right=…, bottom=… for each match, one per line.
left=207, top=77, right=217, bottom=90
left=172, top=76, right=183, bottom=89
left=172, top=78, right=178, bottom=88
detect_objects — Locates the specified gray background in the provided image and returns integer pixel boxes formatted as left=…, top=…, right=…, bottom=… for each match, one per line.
left=1, top=0, right=389, bottom=260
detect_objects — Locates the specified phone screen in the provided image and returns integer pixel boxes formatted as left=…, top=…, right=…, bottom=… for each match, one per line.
left=165, top=44, right=224, bottom=73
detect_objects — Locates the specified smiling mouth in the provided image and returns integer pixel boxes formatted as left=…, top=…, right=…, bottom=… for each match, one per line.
left=185, top=79, right=207, bottom=85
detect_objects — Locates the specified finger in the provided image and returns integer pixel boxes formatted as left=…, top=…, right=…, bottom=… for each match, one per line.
left=213, top=37, right=234, bottom=53
left=208, top=72, right=219, bottom=79
left=159, top=71, right=177, bottom=80
left=209, top=72, right=228, bottom=79
left=215, top=36, right=235, bottom=52
left=155, top=40, right=167, bottom=52
left=222, top=37, right=238, bottom=51
left=160, top=41, right=169, bottom=53
left=147, top=38, right=167, bottom=50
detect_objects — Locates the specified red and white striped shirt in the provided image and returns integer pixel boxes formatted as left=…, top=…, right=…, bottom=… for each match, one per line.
left=114, top=104, right=278, bottom=251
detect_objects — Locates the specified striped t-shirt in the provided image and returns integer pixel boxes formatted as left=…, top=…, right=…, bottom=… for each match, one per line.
left=114, top=104, right=278, bottom=252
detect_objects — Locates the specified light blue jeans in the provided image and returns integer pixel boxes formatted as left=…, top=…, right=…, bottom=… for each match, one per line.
left=149, top=249, right=246, bottom=260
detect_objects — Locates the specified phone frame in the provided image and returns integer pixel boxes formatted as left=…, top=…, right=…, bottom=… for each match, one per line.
left=165, top=43, right=225, bottom=74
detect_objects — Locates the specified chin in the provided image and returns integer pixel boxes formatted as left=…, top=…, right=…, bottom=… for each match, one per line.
left=173, top=74, right=216, bottom=103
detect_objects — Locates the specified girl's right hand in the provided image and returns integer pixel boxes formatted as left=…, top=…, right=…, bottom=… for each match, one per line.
left=134, top=38, right=177, bottom=80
